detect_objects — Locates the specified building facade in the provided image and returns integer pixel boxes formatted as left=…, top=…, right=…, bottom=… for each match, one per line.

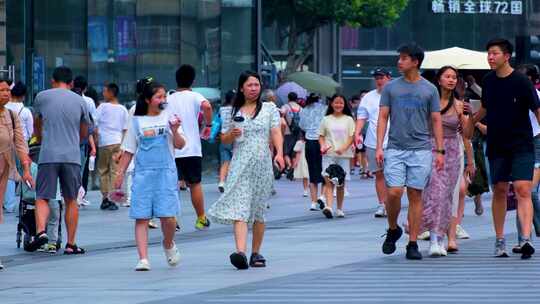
left=1, top=0, right=259, bottom=172
left=2, top=0, right=258, bottom=103
left=340, top=0, right=540, bottom=96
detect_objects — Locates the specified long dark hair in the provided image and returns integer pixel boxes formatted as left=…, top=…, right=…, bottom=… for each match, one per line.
left=134, top=81, right=165, bottom=116
left=304, top=93, right=319, bottom=107
left=232, top=71, right=262, bottom=119
left=326, top=94, right=353, bottom=117
left=222, top=90, right=236, bottom=107
left=435, top=66, right=460, bottom=115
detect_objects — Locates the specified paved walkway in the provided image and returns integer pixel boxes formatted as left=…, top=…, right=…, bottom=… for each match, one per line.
left=0, top=176, right=535, bottom=304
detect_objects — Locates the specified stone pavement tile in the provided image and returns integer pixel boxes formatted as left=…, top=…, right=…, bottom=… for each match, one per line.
left=0, top=189, right=511, bottom=304
left=149, top=235, right=540, bottom=304
left=0, top=179, right=379, bottom=257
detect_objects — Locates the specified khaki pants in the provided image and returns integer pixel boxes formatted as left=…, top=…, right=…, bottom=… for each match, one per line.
left=97, top=144, right=120, bottom=196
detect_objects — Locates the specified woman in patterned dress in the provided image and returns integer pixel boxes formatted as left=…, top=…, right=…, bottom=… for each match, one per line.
left=421, top=66, right=473, bottom=257
left=208, top=71, right=284, bottom=270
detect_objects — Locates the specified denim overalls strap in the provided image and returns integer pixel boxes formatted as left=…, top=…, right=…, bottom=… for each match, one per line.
left=133, top=116, right=175, bottom=171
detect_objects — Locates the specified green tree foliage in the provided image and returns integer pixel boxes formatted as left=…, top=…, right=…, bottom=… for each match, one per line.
left=263, top=0, right=409, bottom=74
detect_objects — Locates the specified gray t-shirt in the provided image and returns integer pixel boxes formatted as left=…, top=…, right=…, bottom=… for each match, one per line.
left=380, top=77, right=440, bottom=150
left=34, top=88, right=90, bottom=165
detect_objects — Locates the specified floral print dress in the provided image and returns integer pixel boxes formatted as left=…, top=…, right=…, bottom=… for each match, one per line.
left=209, top=102, right=280, bottom=224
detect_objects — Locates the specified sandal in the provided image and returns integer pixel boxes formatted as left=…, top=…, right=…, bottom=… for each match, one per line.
left=249, top=253, right=266, bottom=268
left=447, top=247, right=459, bottom=254
left=25, top=231, right=49, bottom=252
left=229, top=252, right=249, bottom=270
left=64, top=243, right=86, bottom=255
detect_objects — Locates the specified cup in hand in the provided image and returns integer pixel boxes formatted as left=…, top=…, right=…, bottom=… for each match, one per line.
left=233, top=116, right=245, bottom=142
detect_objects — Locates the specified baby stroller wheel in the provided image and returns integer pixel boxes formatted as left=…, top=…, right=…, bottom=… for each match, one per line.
left=16, top=230, right=22, bottom=248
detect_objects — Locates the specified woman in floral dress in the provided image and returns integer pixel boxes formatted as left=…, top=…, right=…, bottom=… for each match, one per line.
left=208, top=71, right=284, bottom=270
left=421, top=66, right=473, bottom=257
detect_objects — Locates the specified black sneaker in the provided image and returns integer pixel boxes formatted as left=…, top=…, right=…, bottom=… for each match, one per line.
left=521, top=241, right=535, bottom=260
left=317, top=198, right=326, bottom=210
left=107, top=202, right=119, bottom=211
left=406, top=242, right=423, bottom=260
left=25, top=231, right=49, bottom=252
left=100, top=199, right=111, bottom=210
left=382, top=226, right=403, bottom=255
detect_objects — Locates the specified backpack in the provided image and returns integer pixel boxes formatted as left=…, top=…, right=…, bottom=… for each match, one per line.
left=286, top=105, right=302, bottom=138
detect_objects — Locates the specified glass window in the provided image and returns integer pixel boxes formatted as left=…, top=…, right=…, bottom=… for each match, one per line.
left=33, top=0, right=87, bottom=95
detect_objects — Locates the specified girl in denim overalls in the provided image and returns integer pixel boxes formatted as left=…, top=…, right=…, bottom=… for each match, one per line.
left=115, top=81, right=186, bottom=271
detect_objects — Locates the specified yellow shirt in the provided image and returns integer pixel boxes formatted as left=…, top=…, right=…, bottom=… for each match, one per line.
left=319, top=114, right=355, bottom=158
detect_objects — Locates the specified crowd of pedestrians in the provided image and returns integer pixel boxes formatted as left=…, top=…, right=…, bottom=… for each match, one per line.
left=0, top=37, right=539, bottom=271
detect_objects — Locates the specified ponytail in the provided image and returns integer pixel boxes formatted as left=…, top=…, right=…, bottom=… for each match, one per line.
left=133, top=79, right=164, bottom=116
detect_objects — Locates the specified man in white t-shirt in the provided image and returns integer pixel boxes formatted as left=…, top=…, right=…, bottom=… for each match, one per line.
left=354, top=68, right=391, bottom=218
left=166, top=64, right=213, bottom=230
left=95, top=83, right=129, bottom=211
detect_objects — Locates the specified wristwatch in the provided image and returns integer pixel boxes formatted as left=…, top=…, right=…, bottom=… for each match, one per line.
left=205, top=124, right=213, bottom=128
left=433, top=149, right=445, bottom=155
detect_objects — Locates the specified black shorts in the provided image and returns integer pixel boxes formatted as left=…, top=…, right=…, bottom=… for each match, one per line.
left=36, top=163, right=81, bottom=200
left=175, top=156, right=202, bottom=184
left=283, top=134, right=296, bottom=157
left=488, top=153, right=534, bottom=184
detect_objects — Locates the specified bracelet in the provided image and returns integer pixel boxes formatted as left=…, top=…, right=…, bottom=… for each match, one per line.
left=205, top=124, right=212, bottom=127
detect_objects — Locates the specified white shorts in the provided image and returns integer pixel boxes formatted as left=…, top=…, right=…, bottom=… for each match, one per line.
left=322, top=156, right=351, bottom=181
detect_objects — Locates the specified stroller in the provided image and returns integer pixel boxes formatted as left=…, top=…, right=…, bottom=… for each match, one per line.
left=16, top=145, right=63, bottom=250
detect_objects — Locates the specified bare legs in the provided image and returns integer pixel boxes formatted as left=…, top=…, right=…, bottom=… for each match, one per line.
left=135, top=217, right=177, bottom=260
left=35, top=197, right=79, bottom=245
left=386, top=186, right=423, bottom=242
left=374, top=171, right=387, bottom=205
left=492, top=181, right=533, bottom=239
left=189, top=182, right=206, bottom=218
left=448, top=176, right=468, bottom=249
left=233, top=220, right=265, bottom=254
left=219, top=161, right=230, bottom=184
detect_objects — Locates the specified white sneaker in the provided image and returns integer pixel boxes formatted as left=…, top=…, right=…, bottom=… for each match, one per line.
left=122, top=201, right=131, bottom=207
left=374, top=205, right=387, bottom=218
left=163, top=242, right=180, bottom=267
left=135, top=259, right=151, bottom=271
left=218, top=182, right=225, bottom=193
left=438, top=240, right=448, bottom=256
left=148, top=220, right=159, bottom=229
left=303, top=190, right=309, bottom=197
left=336, top=209, right=345, bottom=218
left=309, top=203, right=318, bottom=211
left=78, top=197, right=91, bottom=207
left=429, top=242, right=442, bottom=257
left=456, top=225, right=470, bottom=239
left=0, top=258, right=4, bottom=270
left=418, top=231, right=431, bottom=241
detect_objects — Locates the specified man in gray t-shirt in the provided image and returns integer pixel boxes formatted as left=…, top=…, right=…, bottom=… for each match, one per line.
left=380, top=77, right=440, bottom=150
left=35, top=88, right=89, bottom=165
left=375, top=43, right=444, bottom=261
left=27, top=66, right=90, bottom=254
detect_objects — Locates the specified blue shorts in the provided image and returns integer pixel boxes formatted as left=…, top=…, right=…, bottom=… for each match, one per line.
left=220, top=143, right=233, bottom=163
left=383, top=149, right=432, bottom=190
left=129, top=168, right=180, bottom=219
